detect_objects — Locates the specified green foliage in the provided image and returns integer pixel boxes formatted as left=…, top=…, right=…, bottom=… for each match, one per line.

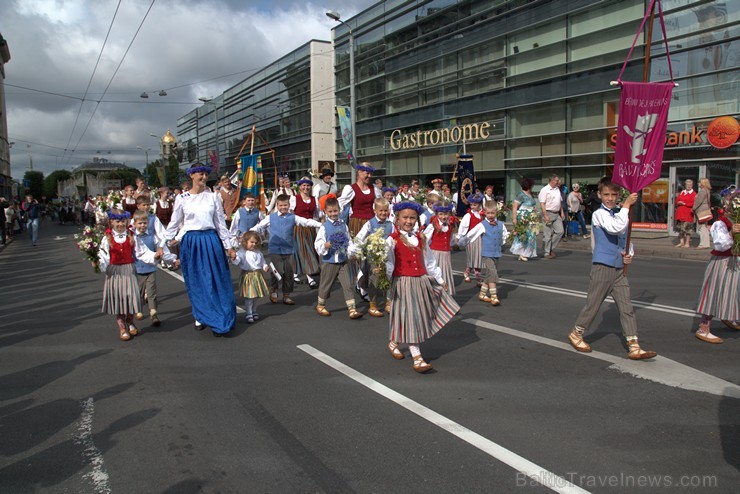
left=23, top=170, right=45, bottom=199
left=144, top=156, right=182, bottom=187
left=43, top=169, right=72, bottom=199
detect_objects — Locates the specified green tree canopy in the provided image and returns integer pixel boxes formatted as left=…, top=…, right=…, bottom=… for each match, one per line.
left=145, top=156, right=182, bottom=188
left=43, top=169, right=72, bottom=199
left=23, top=170, right=45, bottom=199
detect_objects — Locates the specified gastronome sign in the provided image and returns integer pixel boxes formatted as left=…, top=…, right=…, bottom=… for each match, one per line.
left=389, top=122, right=493, bottom=151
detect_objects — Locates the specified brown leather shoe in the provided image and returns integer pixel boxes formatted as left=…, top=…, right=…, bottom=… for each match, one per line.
left=119, top=329, right=132, bottom=341
left=478, top=293, right=491, bottom=303
left=135, top=312, right=145, bottom=320
left=696, top=331, right=723, bottom=344
left=283, top=297, right=295, bottom=305
left=388, top=341, right=404, bottom=360
left=628, top=346, right=658, bottom=360
left=721, top=320, right=740, bottom=330
left=368, top=307, right=384, bottom=317
left=568, top=329, right=591, bottom=352
left=269, top=293, right=278, bottom=304
left=412, top=356, right=433, bottom=373
left=348, top=308, right=363, bottom=319
left=151, top=315, right=161, bottom=327
left=316, top=305, right=331, bottom=317
left=490, top=296, right=501, bottom=306
left=128, top=325, right=139, bottom=337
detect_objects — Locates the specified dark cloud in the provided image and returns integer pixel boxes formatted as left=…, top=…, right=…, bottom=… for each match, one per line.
left=4, top=0, right=370, bottom=176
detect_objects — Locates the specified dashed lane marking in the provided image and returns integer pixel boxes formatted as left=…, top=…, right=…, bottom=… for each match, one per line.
left=298, top=344, right=591, bottom=494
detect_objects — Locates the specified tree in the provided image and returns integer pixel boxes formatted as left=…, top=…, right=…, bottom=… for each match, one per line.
left=23, top=171, right=45, bottom=199
left=43, top=169, right=72, bottom=199
left=144, top=156, right=182, bottom=188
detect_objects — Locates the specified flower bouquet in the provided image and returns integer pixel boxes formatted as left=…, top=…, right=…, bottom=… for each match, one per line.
left=508, top=208, right=542, bottom=245
left=74, top=225, right=104, bottom=273
left=496, top=200, right=512, bottom=221
left=105, top=190, right=122, bottom=211
left=353, top=229, right=390, bottom=290
left=328, top=231, right=350, bottom=256
left=724, top=190, right=740, bottom=255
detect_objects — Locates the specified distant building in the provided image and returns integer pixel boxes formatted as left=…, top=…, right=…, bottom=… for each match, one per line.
left=72, top=157, right=136, bottom=176
left=0, top=32, right=11, bottom=199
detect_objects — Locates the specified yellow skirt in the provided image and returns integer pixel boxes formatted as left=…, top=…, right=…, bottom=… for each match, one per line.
left=240, top=270, right=269, bottom=299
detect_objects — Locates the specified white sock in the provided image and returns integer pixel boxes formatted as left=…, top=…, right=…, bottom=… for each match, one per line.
left=244, top=299, right=255, bottom=315
left=409, top=345, right=421, bottom=358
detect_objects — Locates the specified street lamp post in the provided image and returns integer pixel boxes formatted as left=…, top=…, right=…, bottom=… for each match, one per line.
left=136, top=146, right=150, bottom=167
left=198, top=97, right=220, bottom=173
left=326, top=10, right=357, bottom=183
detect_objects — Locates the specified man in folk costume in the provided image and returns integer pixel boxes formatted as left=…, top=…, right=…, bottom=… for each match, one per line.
left=312, top=167, right=337, bottom=201
left=338, top=162, right=381, bottom=299
left=266, top=174, right=295, bottom=214
left=216, top=175, right=239, bottom=227
left=429, top=178, right=444, bottom=197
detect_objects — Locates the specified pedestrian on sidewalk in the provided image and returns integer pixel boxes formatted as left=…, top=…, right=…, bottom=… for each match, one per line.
left=538, top=174, right=565, bottom=259
left=567, top=177, right=657, bottom=360
left=567, top=183, right=590, bottom=239
left=695, top=190, right=740, bottom=344
left=510, top=178, right=538, bottom=262
left=0, top=196, right=7, bottom=245
left=21, top=194, right=40, bottom=246
left=693, top=178, right=712, bottom=249
left=674, top=179, right=696, bottom=248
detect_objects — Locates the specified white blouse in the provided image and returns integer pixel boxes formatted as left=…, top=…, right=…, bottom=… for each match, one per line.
left=385, top=233, right=444, bottom=284
left=231, top=249, right=268, bottom=272
left=164, top=191, right=232, bottom=249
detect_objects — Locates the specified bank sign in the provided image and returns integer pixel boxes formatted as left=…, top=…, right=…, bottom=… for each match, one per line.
left=389, top=122, right=493, bottom=151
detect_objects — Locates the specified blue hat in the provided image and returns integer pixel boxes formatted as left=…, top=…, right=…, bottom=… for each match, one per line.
left=355, top=162, right=376, bottom=173
left=381, top=186, right=397, bottom=194
left=433, top=203, right=454, bottom=213
left=467, top=193, right=484, bottom=203
left=392, top=201, right=424, bottom=215
left=186, top=163, right=213, bottom=175
left=107, top=211, right=131, bottom=220
left=297, top=178, right=313, bottom=187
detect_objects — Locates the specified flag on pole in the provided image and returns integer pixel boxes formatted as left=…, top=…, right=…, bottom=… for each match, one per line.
left=239, top=154, right=265, bottom=210
left=208, top=149, right=219, bottom=175
left=156, top=162, right=165, bottom=186
left=337, top=106, right=354, bottom=164
left=455, top=154, right=476, bottom=217
left=612, top=82, right=674, bottom=192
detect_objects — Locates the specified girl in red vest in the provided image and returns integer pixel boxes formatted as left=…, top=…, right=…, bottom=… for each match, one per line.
left=457, top=193, right=484, bottom=284
left=386, top=202, right=460, bottom=373
left=423, top=200, right=457, bottom=295
left=97, top=210, right=142, bottom=341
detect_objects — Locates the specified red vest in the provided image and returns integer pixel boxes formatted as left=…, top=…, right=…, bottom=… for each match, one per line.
left=350, top=183, right=375, bottom=220
left=293, top=195, right=317, bottom=219
left=155, top=200, right=172, bottom=226
left=467, top=210, right=483, bottom=229
left=108, top=232, right=135, bottom=265
left=429, top=216, right=456, bottom=252
left=122, top=198, right=138, bottom=216
left=391, top=231, right=427, bottom=277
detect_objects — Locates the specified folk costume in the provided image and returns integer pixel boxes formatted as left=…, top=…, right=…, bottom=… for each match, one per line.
left=314, top=217, right=362, bottom=318
left=465, top=216, right=509, bottom=305
left=164, top=165, right=236, bottom=334
left=457, top=193, right=485, bottom=284
left=232, top=248, right=269, bottom=323
left=422, top=205, right=457, bottom=296
left=352, top=215, right=395, bottom=315
left=291, top=179, right=321, bottom=287
left=229, top=205, right=264, bottom=247
left=155, top=196, right=173, bottom=227
left=134, top=224, right=177, bottom=326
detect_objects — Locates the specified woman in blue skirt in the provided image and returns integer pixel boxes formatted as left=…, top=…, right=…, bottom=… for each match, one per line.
left=165, top=163, right=237, bottom=336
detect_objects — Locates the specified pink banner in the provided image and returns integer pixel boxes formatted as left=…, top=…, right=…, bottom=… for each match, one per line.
left=612, top=81, right=674, bottom=192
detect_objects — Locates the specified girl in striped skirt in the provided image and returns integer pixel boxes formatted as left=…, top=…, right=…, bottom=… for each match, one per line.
left=97, top=210, right=142, bottom=341
left=423, top=200, right=457, bottom=295
left=457, top=193, right=484, bottom=284
left=232, top=232, right=270, bottom=324
left=695, top=200, right=740, bottom=344
left=386, top=201, right=460, bottom=373
left=291, top=177, right=321, bottom=288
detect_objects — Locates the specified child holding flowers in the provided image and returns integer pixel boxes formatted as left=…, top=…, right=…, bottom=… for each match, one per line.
left=386, top=201, right=460, bottom=373
left=351, top=197, right=395, bottom=316
left=695, top=187, right=740, bottom=343
left=462, top=201, right=509, bottom=305
left=97, top=209, right=142, bottom=341
left=314, top=197, right=363, bottom=319
left=423, top=199, right=457, bottom=295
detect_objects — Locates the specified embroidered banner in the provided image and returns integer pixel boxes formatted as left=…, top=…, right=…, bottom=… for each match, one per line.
left=455, top=154, right=476, bottom=216
left=612, top=83, right=674, bottom=192
left=238, top=154, right=265, bottom=210
left=336, top=106, right=354, bottom=164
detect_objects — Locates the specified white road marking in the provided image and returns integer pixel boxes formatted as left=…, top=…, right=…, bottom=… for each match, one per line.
left=465, top=319, right=740, bottom=399
left=73, top=398, right=111, bottom=494
left=298, top=344, right=590, bottom=494
left=159, top=266, right=245, bottom=313
left=451, top=270, right=696, bottom=317
left=54, top=236, right=67, bottom=240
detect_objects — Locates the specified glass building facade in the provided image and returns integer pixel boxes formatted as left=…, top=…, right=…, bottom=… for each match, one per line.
left=330, top=0, right=738, bottom=230
left=177, top=40, right=335, bottom=186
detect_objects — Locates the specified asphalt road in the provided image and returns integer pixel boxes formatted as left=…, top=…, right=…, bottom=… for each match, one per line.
left=1, top=222, right=738, bottom=493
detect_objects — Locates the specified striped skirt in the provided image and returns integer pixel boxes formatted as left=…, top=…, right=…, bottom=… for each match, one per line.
left=180, top=230, right=236, bottom=333
left=432, top=250, right=455, bottom=295
left=389, top=276, right=460, bottom=344
left=102, top=263, right=142, bottom=315
left=240, top=270, right=269, bottom=299
left=696, top=255, right=740, bottom=320
left=348, top=217, right=369, bottom=283
left=293, top=225, right=321, bottom=275
left=465, top=236, right=483, bottom=268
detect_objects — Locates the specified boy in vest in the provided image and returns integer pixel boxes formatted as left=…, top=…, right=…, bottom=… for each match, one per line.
left=132, top=210, right=177, bottom=326
left=567, top=178, right=657, bottom=360
left=462, top=200, right=509, bottom=306
left=251, top=194, right=321, bottom=305
left=419, top=193, right=439, bottom=228
left=229, top=193, right=264, bottom=247
left=314, top=197, right=363, bottom=319
left=351, top=197, right=395, bottom=316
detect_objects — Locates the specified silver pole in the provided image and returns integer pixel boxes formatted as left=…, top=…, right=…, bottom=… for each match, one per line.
left=348, top=31, right=356, bottom=184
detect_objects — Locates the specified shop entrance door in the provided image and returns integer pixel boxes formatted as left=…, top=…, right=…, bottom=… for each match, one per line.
left=667, top=165, right=705, bottom=237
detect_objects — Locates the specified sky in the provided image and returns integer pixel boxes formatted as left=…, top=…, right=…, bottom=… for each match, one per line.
left=2, top=0, right=374, bottom=178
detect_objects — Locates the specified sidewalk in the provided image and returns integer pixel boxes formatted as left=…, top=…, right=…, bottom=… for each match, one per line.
left=552, top=231, right=712, bottom=262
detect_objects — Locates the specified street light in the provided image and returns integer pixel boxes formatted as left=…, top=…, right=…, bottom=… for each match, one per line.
left=136, top=146, right=150, bottom=167
left=326, top=10, right=357, bottom=183
left=198, top=97, right=220, bottom=172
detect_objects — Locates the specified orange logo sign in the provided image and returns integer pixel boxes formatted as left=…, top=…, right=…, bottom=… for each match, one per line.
left=707, top=116, right=739, bottom=149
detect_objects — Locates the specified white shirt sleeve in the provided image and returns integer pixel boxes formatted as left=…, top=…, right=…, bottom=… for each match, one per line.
left=294, top=216, right=322, bottom=228
left=250, top=215, right=271, bottom=234
left=98, top=235, right=111, bottom=273
left=152, top=216, right=167, bottom=248
left=592, top=208, right=630, bottom=236
left=710, top=221, right=733, bottom=251
left=422, top=223, right=435, bottom=243
left=385, top=237, right=395, bottom=280
left=289, top=195, right=297, bottom=213
left=135, top=237, right=158, bottom=266
left=338, top=185, right=355, bottom=211
left=457, top=213, right=471, bottom=237
left=465, top=222, right=485, bottom=242
left=315, top=224, right=329, bottom=256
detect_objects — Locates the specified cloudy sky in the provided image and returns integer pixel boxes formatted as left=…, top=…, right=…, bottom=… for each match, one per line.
left=3, top=0, right=373, bottom=177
